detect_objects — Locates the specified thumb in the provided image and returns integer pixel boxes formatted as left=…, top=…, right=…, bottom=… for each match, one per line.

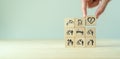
left=95, top=0, right=110, bottom=19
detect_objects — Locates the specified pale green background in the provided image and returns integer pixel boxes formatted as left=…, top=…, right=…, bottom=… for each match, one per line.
left=0, top=0, right=119, bottom=39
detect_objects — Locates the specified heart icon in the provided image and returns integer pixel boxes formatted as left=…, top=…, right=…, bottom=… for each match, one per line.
left=87, top=17, right=95, bottom=24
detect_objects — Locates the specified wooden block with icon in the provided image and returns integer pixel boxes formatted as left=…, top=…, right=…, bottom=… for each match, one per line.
left=64, top=27, right=75, bottom=37
left=74, top=37, right=85, bottom=48
left=86, top=27, right=96, bottom=38
left=65, top=36, right=75, bottom=48
left=64, top=18, right=75, bottom=28
left=85, top=16, right=96, bottom=26
left=86, top=37, right=96, bottom=47
left=75, top=27, right=86, bottom=38
left=75, top=18, right=85, bottom=27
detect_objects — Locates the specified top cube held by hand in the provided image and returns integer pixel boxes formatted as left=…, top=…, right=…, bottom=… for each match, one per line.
left=85, top=16, right=97, bottom=26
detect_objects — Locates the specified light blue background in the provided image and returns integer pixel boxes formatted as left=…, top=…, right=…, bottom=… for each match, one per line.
left=0, top=0, right=119, bottom=39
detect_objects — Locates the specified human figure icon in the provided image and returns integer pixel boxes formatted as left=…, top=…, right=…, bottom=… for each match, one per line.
left=66, top=20, right=74, bottom=26
left=87, top=39, right=94, bottom=46
left=66, top=30, right=73, bottom=35
left=77, top=39, right=84, bottom=46
left=67, top=39, right=73, bottom=46
left=87, top=29, right=94, bottom=36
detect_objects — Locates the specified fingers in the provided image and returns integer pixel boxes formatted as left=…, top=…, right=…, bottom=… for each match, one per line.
left=88, top=0, right=100, bottom=8
left=95, top=0, right=110, bottom=18
left=81, top=0, right=110, bottom=18
left=81, top=0, right=88, bottom=17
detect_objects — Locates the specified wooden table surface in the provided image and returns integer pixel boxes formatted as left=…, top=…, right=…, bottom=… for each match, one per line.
left=0, top=39, right=120, bottom=59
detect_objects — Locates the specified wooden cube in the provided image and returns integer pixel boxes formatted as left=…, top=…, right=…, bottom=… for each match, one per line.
left=65, top=37, right=75, bottom=48
left=75, top=18, right=85, bottom=27
left=86, top=27, right=96, bottom=38
left=75, top=27, right=85, bottom=38
left=85, top=16, right=96, bottom=26
left=64, top=27, right=75, bottom=37
left=64, top=18, right=75, bottom=28
left=86, top=38, right=96, bottom=47
left=75, top=37, right=85, bottom=48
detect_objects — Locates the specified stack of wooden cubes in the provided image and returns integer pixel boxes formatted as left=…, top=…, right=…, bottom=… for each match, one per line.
left=64, top=16, right=96, bottom=48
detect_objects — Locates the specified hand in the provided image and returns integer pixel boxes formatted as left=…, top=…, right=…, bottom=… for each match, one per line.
left=81, top=0, right=110, bottom=18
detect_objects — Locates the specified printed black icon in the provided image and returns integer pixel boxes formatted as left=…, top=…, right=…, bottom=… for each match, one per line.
left=76, top=39, right=84, bottom=46
left=78, top=19, right=82, bottom=26
left=76, top=30, right=84, bottom=35
left=66, top=30, right=73, bottom=35
left=87, top=17, right=95, bottom=24
left=66, top=20, right=74, bottom=26
left=87, top=29, right=94, bottom=36
left=67, top=39, right=73, bottom=46
left=87, top=39, right=94, bottom=46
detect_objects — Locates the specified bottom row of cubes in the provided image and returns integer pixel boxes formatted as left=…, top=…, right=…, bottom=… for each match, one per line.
left=65, top=37, right=96, bottom=48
